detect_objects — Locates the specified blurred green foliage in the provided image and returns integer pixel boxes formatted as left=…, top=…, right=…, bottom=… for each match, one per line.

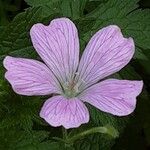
left=0, top=0, right=150, bottom=149
left=0, top=0, right=23, bottom=25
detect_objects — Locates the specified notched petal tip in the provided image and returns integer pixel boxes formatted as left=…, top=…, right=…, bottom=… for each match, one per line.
left=51, top=17, right=72, bottom=23
left=30, top=23, right=44, bottom=30
left=104, top=25, right=122, bottom=35
left=109, top=26, right=135, bottom=44
left=107, top=25, right=135, bottom=42
left=30, top=17, right=73, bottom=35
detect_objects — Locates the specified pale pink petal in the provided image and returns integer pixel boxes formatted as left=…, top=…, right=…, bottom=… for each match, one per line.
left=76, top=25, right=135, bottom=90
left=79, top=79, right=143, bottom=116
left=40, top=96, right=89, bottom=129
left=30, top=18, right=79, bottom=84
left=3, top=56, right=61, bottom=96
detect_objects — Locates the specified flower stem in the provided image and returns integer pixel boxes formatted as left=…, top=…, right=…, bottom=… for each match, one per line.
left=66, top=125, right=118, bottom=144
left=62, top=127, right=68, bottom=140
left=62, top=127, right=69, bottom=147
left=60, top=125, right=118, bottom=146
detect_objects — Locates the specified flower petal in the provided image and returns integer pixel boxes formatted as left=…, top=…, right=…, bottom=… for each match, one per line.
left=3, top=56, right=61, bottom=96
left=79, top=79, right=143, bottom=116
left=30, top=18, right=79, bottom=84
left=40, top=96, right=89, bottom=129
left=76, top=25, right=135, bottom=90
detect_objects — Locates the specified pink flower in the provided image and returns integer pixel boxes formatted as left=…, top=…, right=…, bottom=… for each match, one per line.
left=3, top=18, right=143, bottom=129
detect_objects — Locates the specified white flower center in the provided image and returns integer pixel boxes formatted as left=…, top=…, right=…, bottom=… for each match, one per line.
left=62, top=80, right=80, bottom=98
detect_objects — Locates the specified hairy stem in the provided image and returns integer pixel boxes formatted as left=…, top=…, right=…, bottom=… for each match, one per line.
left=66, top=125, right=118, bottom=144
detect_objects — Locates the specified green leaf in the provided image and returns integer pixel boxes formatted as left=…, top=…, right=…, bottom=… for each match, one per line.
left=17, top=142, right=60, bottom=150
left=24, top=0, right=61, bottom=17
left=124, top=9, right=150, bottom=50
left=25, top=0, right=59, bottom=6
left=0, top=95, right=42, bottom=131
left=0, top=7, right=42, bottom=60
left=133, top=47, right=148, bottom=60
left=88, top=0, right=139, bottom=18
left=0, top=130, right=49, bottom=150
left=89, top=105, right=128, bottom=132
left=118, top=65, right=142, bottom=80
left=61, top=0, right=88, bottom=19
left=25, top=0, right=88, bottom=19
left=37, top=142, right=60, bottom=150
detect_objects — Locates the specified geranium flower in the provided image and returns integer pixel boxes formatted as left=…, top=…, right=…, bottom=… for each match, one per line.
left=3, top=18, right=143, bottom=129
